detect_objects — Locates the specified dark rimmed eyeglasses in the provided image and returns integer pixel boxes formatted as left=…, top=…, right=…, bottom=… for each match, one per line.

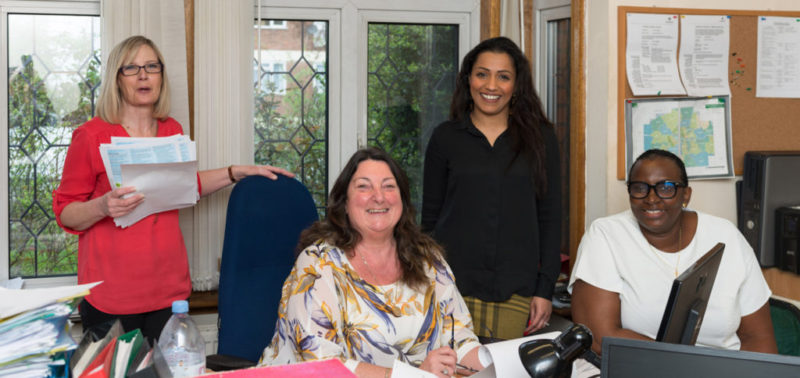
left=627, top=180, right=686, bottom=199
left=119, top=62, right=163, bottom=76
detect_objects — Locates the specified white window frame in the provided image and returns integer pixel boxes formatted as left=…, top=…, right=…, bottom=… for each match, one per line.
left=0, top=0, right=100, bottom=287
left=253, top=0, right=479, bottom=190
left=532, top=0, right=570, bottom=118
left=260, top=19, right=288, bottom=29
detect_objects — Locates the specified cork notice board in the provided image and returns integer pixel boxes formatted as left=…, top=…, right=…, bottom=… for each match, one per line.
left=617, top=7, right=800, bottom=180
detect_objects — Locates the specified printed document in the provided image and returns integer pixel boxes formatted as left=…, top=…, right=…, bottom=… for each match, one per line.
left=98, top=136, right=198, bottom=228
left=626, top=13, right=686, bottom=96
left=679, top=15, right=731, bottom=96
left=757, top=16, right=800, bottom=98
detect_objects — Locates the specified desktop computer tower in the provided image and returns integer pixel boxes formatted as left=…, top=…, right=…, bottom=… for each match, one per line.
left=737, top=151, right=800, bottom=267
left=776, top=206, right=800, bottom=274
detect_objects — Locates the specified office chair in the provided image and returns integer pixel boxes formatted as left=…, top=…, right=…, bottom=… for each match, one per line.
left=769, top=297, right=800, bottom=357
left=206, top=175, right=318, bottom=371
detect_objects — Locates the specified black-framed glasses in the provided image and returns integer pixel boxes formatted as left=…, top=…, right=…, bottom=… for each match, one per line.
left=119, top=62, right=163, bottom=76
left=627, top=180, right=686, bottom=199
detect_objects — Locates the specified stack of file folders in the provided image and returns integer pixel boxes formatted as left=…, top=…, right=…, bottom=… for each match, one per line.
left=0, top=284, right=94, bottom=378
left=70, top=320, right=171, bottom=378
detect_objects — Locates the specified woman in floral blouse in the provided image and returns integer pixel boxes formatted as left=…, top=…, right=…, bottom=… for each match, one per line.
left=260, top=147, right=483, bottom=377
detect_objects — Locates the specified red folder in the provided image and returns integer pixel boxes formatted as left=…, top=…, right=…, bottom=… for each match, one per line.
left=81, top=336, right=118, bottom=378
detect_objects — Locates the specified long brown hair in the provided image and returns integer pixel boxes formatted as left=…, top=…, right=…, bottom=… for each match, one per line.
left=450, top=36, right=553, bottom=196
left=297, top=147, right=443, bottom=290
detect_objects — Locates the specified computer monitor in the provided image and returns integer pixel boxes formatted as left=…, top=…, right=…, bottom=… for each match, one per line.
left=656, top=243, right=725, bottom=345
left=601, top=337, right=800, bottom=378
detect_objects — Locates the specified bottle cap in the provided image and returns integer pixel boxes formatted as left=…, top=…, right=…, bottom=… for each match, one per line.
left=172, top=300, right=189, bottom=313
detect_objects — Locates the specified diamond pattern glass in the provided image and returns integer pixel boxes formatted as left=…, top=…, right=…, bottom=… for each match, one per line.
left=254, top=20, right=328, bottom=216
left=7, top=14, right=100, bottom=277
left=367, top=23, right=459, bottom=212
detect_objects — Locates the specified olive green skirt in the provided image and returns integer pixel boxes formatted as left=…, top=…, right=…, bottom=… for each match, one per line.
left=463, top=294, right=532, bottom=341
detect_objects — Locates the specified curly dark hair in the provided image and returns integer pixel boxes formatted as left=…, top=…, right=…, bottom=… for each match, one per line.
left=449, top=36, right=553, bottom=196
left=297, top=147, right=444, bottom=290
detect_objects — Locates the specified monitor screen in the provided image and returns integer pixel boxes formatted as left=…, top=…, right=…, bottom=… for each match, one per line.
left=656, top=242, right=725, bottom=344
left=601, top=337, right=800, bottom=378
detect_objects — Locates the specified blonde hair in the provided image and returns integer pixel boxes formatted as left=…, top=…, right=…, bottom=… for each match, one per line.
left=96, top=35, right=171, bottom=123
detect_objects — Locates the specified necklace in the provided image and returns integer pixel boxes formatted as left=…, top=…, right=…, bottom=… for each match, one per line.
left=359, top=251, right=380, bottom=283
left=648, top=213, right=683, bottom=278
left=356, top=248, right=400, bottom=293
left=122, top=120, right=158, bottom=137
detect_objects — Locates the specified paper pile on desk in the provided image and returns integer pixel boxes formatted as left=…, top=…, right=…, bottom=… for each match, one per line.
left=0, top=282, right=100, bottom=378
left=472, top=331, right=599, bottom=378
left=99, top=135, right=199, bottom=228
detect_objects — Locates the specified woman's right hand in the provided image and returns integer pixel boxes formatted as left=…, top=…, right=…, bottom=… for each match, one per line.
left=100, top=186, right=144, bottom=217
left=419, top=346, right=457, bottom=378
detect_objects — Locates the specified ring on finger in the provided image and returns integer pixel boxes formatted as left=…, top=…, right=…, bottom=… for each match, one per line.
left=442, top=368, right=449, bottom=375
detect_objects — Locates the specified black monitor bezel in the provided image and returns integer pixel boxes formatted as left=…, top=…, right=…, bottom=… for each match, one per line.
left=656, top=242, right=725, bottom=344
left=601, top=337, right=800, bottom=378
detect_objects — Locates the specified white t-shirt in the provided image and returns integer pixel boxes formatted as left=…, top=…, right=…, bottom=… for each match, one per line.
left=568, top=210, right=771, bottom=350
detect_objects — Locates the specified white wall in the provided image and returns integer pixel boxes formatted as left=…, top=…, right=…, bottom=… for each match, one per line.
left=585, top=0, right=800, bottom=227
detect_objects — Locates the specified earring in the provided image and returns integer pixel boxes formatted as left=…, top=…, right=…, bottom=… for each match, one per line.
left=682, top=203, right=687, bottom=209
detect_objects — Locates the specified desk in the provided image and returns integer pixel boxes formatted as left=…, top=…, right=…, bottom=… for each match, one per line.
left=762, top=268, right=800, bottom=301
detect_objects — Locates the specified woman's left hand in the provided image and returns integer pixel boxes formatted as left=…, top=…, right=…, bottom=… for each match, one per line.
left=200, top=165, right=295, bottom=197
left=524, top=296, right=552, bottom=335
left=234, top=164, right=295, bottom=181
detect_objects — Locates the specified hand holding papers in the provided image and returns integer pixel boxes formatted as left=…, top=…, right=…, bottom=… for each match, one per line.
left=99, top=135, right=198, bottom=228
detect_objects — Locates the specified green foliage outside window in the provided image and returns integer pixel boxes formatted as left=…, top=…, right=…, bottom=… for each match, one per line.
left=367, top=24, right=458, bottom=213
left=8, top=52, right=100, bottom=277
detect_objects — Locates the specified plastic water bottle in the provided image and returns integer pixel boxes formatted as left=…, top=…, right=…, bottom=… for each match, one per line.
left=158, top=300, right=206, bottom=377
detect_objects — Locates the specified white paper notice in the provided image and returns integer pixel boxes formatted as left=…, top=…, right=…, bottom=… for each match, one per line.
left=679, top=15, right=731, bottom=96
left=114, top=161, right=199, bottom=228
left=757, top=16, right=800, bottom=98
left=626, top=13, right=686, bottom=96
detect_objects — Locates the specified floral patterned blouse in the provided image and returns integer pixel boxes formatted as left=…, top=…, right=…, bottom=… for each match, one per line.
left=260, top=240, right=481, bottom=372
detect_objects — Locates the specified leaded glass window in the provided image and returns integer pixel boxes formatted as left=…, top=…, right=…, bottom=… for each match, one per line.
left=254, top=19, right=328, bottom=215
left=7, top=14, right=101, bottom=277
left=366, top=23, right=459, bottom=211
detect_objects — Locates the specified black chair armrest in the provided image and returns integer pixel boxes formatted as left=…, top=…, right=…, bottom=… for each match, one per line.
left=206, top=354, right=257, bottom=371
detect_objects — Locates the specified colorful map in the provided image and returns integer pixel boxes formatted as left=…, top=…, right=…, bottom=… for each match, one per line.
left=627, top=97, right=732, bottom=178
left=642, top=106, right=714, bottom=167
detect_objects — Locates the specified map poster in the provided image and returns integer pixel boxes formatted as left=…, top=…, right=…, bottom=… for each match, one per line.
left=625, top=96, right=734, bottom=179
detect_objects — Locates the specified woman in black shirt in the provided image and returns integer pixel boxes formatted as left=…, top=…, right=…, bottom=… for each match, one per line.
left=422, top=37, right=561, bottom=341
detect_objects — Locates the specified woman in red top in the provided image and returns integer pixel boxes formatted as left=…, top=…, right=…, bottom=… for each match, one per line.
left=52, top=35, right=292, bottom=342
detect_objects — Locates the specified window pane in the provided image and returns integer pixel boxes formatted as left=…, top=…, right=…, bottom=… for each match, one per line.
left=254, top=20, right=328, bottom=216
left=7, top=14, right=101, bottom=277
left=367, top=23, right=458, bottom=212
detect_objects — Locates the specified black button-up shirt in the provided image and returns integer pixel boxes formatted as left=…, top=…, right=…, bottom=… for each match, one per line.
left=422, top=118, right=562, bottom=302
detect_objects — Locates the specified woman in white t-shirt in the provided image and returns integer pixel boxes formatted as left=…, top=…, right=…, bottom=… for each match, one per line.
left=569, top=149, right=777, bottom=354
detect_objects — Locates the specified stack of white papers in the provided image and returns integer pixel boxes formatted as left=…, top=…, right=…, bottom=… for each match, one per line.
left=0, top=282, right=100, bottom=378
left=99, top=135, right=199, bottom=228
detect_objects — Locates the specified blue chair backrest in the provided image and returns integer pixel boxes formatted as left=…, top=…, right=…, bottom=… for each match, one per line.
left=216, top=175, right=318, bottom=362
